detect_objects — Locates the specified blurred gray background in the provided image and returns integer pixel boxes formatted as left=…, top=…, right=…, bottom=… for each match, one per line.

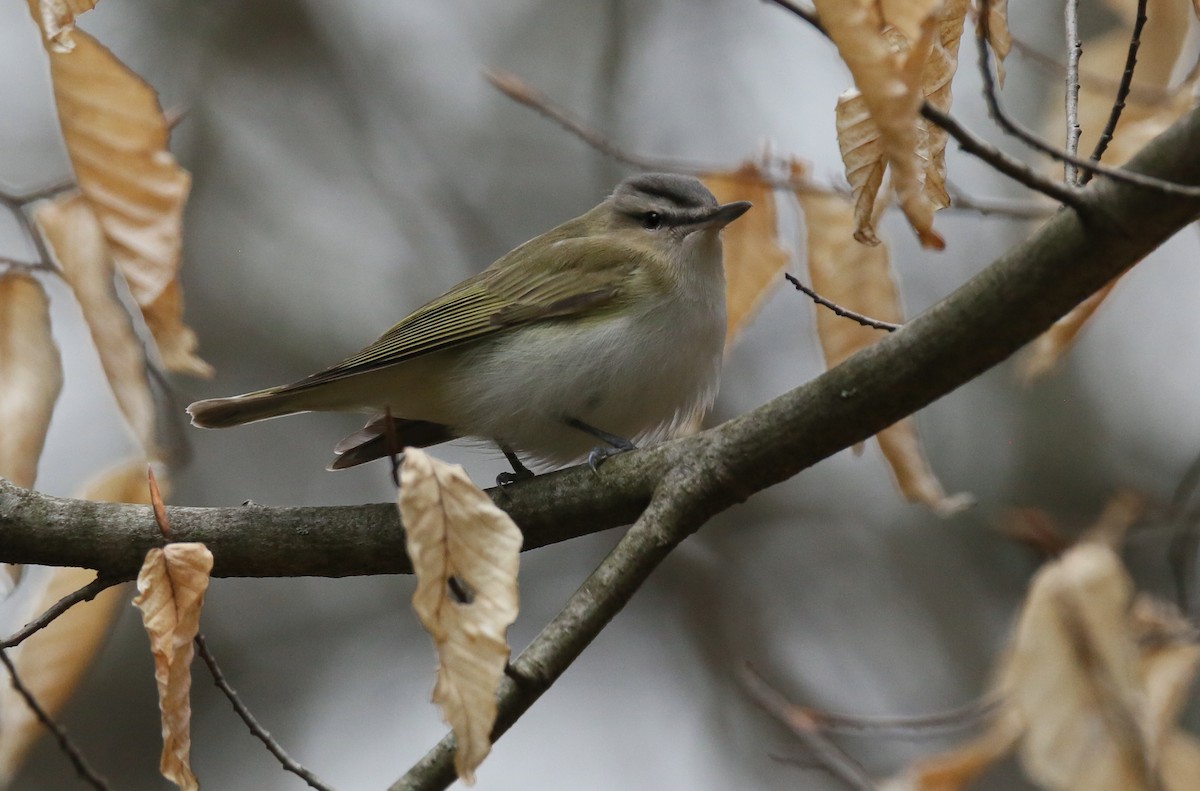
left=3, top=0, right=1199, bottom=788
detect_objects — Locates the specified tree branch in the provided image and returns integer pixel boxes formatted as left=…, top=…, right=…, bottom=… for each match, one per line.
left=1064, top=0, right=1083, bottom=184
left=392, top=468, right=719, bottom=790
left=1085, top=0, right=1148, bottom=179
left=4, top=105, right=1199, bottom=579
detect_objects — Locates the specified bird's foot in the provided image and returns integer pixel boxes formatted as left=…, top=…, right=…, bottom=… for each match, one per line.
left=496, top=468, right=535, bottom=486
left=497, top=445, right=535, bottom=486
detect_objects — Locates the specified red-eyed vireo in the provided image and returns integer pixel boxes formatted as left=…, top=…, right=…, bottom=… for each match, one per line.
left=187, top=173, right=751, bottom=482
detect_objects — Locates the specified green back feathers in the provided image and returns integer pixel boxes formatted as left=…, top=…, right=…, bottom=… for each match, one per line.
left=282, top=228, right=653, bottom=393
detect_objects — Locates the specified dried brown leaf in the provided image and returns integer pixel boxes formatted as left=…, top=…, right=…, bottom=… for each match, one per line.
left=0, top=462, right=145, bottom=785
left=1003, top=544, right=1200, bottom=791
left=1081, top=489, right=1144, bottom=547
left=399, top=449, right=521, bottom=785
left=0, top=273, right=62, bottom=489
left=973, top=0, right=1011, bottom=86
left=1003, top=545, right=1147, bottom=790
left=133, top=542, right=213, bottom=791
left=795, top=179, right=969, bottom=514
left=835, top=90, right=887, bottom=246
left=25, top=0, right=97, bottom=52
left=35, top=193, right=165, bottom=461
left=887, top=544, right=1200, bottom=791
left=816, top=0, right=946, bottom=249
left=42, top=29, right=209, bottom=377
left=1022, top=280, right=1119, bottom=382
left=701, top=164, right=791, bottom=347
left=920, top=0, right=971, bottom=209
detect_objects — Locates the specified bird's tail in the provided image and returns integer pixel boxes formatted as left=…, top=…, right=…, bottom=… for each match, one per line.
left=188, top=388, right=307, bottom=428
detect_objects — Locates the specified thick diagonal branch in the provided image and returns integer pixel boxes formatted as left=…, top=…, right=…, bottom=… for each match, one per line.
left=2, top=107, right=1200, bottom=580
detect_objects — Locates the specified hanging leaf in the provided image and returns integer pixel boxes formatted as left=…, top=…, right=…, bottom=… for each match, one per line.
left=133, top=542, right=213, bottom=791
left=815, top=0, right=946, bottom=249
left=0, top=272, right=62, bottom=490
left=399, top=449, right=521, bottom=784
left=35, top=193, right=166, bottom=462
left=793, top=166, right=970, bottom=515
left=702, top=163, right=791, bottom=347
left=884, top=542, right=1200, bottom=791
left=30, top=15, right=210, bottom=377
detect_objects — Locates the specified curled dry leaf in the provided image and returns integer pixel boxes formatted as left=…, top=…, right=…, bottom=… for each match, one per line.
left=25, top=0, right=97, bottom=52
left=816, top=0, right=946, bottom=249
left=794, top=166, right=970, bottom=515
left=884, top=543, right=1200, bottom=791
left=701, top=163, right=791, bottom=348
left=133, top=542, right=212, bottom=791
left=973, top=0, right=1011, bottom=86
left=38, top=25, right=209, bottom=377
left=1024, top=0, right=1193, bottom=380
left=35, top=194, right=167, bottom=462
left=399, top=448, right=521, bottom=785
left=921, top=0, right=971, bottom=210
left=0, top=461, right=146, bottom=786
left=0, top=273, right=62, bottom=490
left=835, top=90, right=887, bottom=246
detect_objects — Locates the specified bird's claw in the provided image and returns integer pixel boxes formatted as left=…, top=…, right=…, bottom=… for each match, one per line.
left=496, top=469, right=535, bottom=487
left=586, top=445, right=625, bottom=472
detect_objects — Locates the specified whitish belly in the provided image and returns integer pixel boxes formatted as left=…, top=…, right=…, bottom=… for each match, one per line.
left=444, top=304, right=723, bottom=466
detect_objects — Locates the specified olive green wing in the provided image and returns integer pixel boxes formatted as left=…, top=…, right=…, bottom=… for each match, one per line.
left=283, top=237, right=646, bottom=390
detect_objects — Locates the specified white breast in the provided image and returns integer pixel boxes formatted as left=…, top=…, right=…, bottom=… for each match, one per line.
left=442, top=238, right=727, bottom=466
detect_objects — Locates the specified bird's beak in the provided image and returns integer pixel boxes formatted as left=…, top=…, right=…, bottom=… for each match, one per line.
left=689, top=201, right=752, bottom=233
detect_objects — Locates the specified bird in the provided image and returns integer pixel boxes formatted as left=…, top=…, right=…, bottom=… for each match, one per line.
left=187, top=173, right=751, bottom=482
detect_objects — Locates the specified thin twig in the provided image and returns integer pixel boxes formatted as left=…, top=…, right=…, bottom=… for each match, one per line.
left=740, top=665, right=878, bottom=791
left=0, top=649, right=110, bottom=790
left=919, top=103, right=1087, bottom=211
left=976, top=0, right=1200, bottom=199
left=487, top=69, right=829, bottom=194
left=784, top=273, right=900, bottom=332
left=487, top=69, right=695, bottom=174
left=0, top=574, right=130, bottom=650
left=946, top=186, right=1056, bottom=219
left=194, top=635, right=336, bottom=791
left=1167, top=448, right=1200, bottom=611
left=1007, top=31, right=1172, bottom=104
left=1064, top=0, right=1083, bottom=184
left=1085, top=0, right=1148, bottom=180
left=0, top=179, right=73, bottom=276
left=491, top=67, right=1063, bottom=220
left=807, top=696, right=999, bottom=737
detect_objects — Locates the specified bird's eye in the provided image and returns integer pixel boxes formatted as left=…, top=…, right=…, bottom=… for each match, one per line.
left=641, top=211, right=662, bottom=230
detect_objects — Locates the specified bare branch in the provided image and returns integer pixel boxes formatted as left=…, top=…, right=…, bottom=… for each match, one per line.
left=0, top=649, right=110, bottom=790
left=1007, top=29, right=1172, bottom=105
left=195, top=635, right=336, bottom=791
left=1085, top=0, right=1149, bottom=179
left=976, top=0, right=1200, bottom=198
left=784, top=273, right=901, bottom=332
left=4, top=105, right=1200, bottom=583
left=0, top=574, right=130, bottom=650
left=391, top=469, right=720, bottom=790
left=740, top=665, right=878, bottom=791
left=1064, top=0, right=1083, bottom=184
left=917, top=103, right=1087, bottom=211
left=946, top=186, right=1057, bottom=219
left=490, top=67, right=1061, bottom=221
left=806, top=696, right=999, bottom=737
